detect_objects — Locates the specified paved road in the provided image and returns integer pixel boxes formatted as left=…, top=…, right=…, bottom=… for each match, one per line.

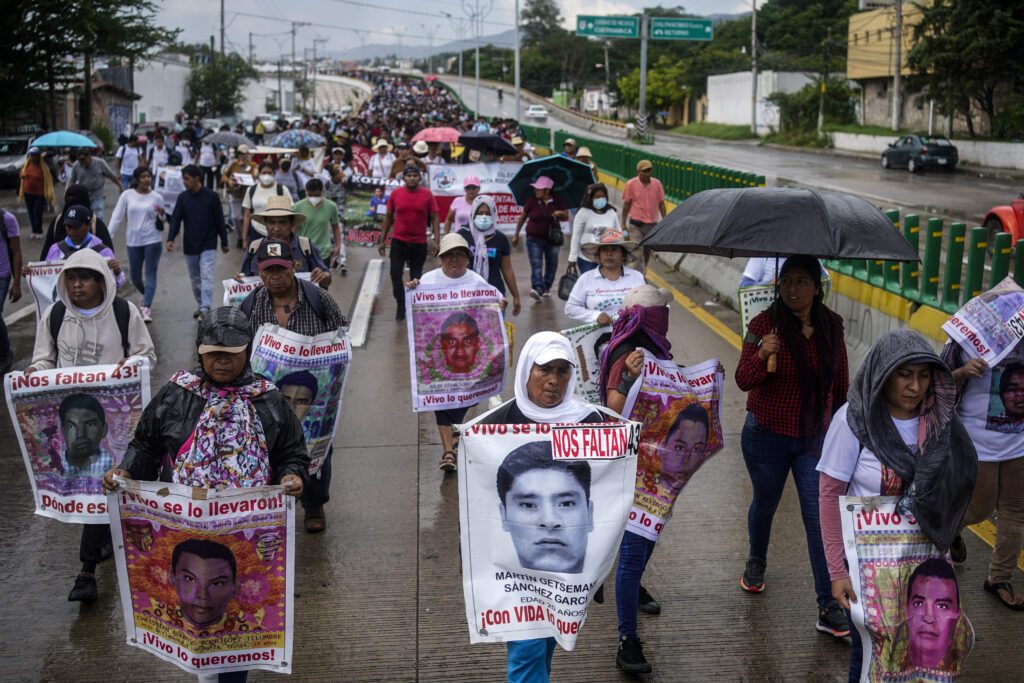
left=447, top=77, right=1021, bottom=227
left=0, top=185, right=1020, bottom=681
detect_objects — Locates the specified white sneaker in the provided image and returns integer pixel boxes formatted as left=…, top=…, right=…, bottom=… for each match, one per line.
left=140, top=306, right=153, bottom=323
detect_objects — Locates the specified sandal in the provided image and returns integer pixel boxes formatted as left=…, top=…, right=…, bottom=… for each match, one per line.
left=439, top=450, right=457, bottom=472
left=983, top=580, right=1024, bottom=610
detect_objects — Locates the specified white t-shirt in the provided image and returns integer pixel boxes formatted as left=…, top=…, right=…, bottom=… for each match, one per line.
left=149, top=146, right=169, bottom=172
left=116, top=145, right=141, bottom=176
left=418, top=267, right=493, bottom=291
left=198, top=141, right=217, bottom=167
left=958, top=365, right=1024, bottom=462
left=817, top=403, right=920, bottom=496
left=242, top=183, right=294, bottom=237
left=564, top=266, right=646, bottom=324
left=107, top=189, right=164, bottom=247
left=569, top=207, right=622, bottom=263
left=369, top=153, right=395, bottom=178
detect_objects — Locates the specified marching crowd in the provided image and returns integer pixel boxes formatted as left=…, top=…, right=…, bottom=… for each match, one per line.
left=5, top=73, right=1022, bottom=683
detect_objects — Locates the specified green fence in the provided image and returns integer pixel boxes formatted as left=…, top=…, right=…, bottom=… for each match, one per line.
left=519, top=123, right=551, bottom=150
left=551, top=130, right=765, bottom=205
left=824, top=213, right=1024, bottom=313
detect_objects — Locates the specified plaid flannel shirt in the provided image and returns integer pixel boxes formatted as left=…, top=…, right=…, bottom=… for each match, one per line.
left=246, top=281, right=345, bottom=337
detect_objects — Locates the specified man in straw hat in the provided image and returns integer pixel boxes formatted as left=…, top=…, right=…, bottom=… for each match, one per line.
left=167, top=164, right=229, bottom=318
left=369, top=139, right=395, bottom=179
left=238, top=195, right=332, bottom=286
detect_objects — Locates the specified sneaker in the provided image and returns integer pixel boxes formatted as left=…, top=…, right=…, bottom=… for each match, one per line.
left=741, top=556, right=767, bottom=593
left=396, top=309, right=406, bottom=321
left=542, top=289, right=552, bottom=297
left=68, top=573, right=97, bottom=602
left=140, top=306, right=153, bottom=323
left=529, top=287, right=542, bottom=302
left=616, top=636, right=652, bottom=674
left=193, top=309, right=203, bottom=319
left=950, top=534, right=967, bottom=565
left=816, top=602, right=851, bottom=638
left=340, top=264, right=348, bottom=276
left=637, top=584, right=661, bottom=615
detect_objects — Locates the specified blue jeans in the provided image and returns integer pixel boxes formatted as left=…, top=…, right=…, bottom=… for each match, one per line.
left=0, top=275, right=10, bottom=360
left=506, top=637, right=556, bottom=683
left=740, top=412, right=832, bottom=608
left=615, top=530, right=657, bottom=638
left=301, top=446, right=332, bottom=510
left=576, top=258, right=598, bottom=274
left=127, top=241, right=162, bottom=307
left=847, top=606, right=862, bottom=682
left=24, top=193, right=45, bottom=234
left=525, top=237, right=560, bottom=293
left=120, top=173, right=134, bottom=190
left=89, top=196, right=106, bottom=224
left=185, top=250, right=216, bottom=311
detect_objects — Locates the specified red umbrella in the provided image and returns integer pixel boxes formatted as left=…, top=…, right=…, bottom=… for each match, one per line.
left=425, top=74, right=438, bottom=82
left=411, top=126, right=460, bottom=144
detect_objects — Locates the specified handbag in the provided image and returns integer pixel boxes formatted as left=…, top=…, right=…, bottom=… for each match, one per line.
left=546, top=223, right=564, bottom=246
left=557, top=263, right=578, bottom=301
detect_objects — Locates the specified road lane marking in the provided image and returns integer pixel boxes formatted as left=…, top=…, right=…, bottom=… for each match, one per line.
left=646, top=269, right=742, bottom=351
left=968, top=520, right=1024, bottom=571
left=349, top=258, right=383, bottom=347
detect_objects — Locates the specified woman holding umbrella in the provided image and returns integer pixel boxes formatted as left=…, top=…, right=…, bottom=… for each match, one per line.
left=512, top=176, right=568, bottom=301
left=734, top=254, right=851, bottom=638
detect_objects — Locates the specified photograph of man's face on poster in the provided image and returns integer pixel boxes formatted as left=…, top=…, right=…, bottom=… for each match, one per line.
left=58, top=393, right=111, bottom=476
left=277, top=371, right=319, bottom=422
left=657, top=403, right=709, bottom=494
left=986, top=359, right=1024, bottom=432
left=496, top=442, right=594, bottom=574
left=439, top=312, right=482, bottom=375
left=169, top=539, right=239, bottom=631
left=903, top=558, right=961, bottom=670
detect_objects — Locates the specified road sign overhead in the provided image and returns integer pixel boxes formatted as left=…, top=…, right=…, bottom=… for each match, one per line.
left=650, top=17, right=713, bottom=41
left=575, top=15, right=640, bottom=39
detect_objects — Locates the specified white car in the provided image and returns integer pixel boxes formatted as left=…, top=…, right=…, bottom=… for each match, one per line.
left=526, top=105, right=548, bottom=120
left=257, top=114, right=278, bottom=134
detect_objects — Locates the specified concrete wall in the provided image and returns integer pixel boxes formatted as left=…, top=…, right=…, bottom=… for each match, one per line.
left=133, top=55, right=191, bottom=123
left=832, top=132, right=1024, bottom=170
left=707, top=71, right=812, bottom=132
left=240, top=75, right=296, bottom=117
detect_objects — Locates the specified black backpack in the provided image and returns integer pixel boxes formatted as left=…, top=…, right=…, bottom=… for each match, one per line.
left=49, top=296, right=132, bottom=357
left=247, top=182, right=285, bottom=202
left=239, top=277, right=326, bottom=321
left=55, top=240, right=107, bottom=258
left=247, top=236, right=313, bottom=261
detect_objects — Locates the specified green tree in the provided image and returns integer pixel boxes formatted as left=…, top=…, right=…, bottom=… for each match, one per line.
left=178, top=45, right=259, bottom=117
left=617, top=55, right=690, bottom=110
left=521, top=0, right=562, bottom=47
left=906, top=0, right=1024, bottom=137
left=767, top=76, right=857, bottom=132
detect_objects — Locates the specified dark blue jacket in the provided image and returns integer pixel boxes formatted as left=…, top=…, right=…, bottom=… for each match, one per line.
left=168, top=186, right=227, bottom=254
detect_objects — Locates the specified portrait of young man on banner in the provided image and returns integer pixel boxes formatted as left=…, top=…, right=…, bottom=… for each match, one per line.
left=986, top=357, right=1024, bottom=432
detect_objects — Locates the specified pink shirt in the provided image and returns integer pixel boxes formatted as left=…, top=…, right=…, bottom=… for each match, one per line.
left=622, top=176, right=665, bottom=224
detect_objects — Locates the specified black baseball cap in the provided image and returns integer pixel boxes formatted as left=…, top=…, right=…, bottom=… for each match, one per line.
left=197, top=307, right=252, bottom=354
left=256, top=239, right=294, bottom=270
left=64, top=205, right=93, bottom=228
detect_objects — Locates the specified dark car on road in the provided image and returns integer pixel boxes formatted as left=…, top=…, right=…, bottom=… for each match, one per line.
left=881, top=134, right=958, bottom=173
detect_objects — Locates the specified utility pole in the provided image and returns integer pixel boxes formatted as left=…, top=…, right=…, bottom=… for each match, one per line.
left=891, top=1, right=902, bottom=131
left=750, top=0, right=758, bottom=134
left=603, top=41, right=611, bottom=87
left=291, top=21, right=310, bottom=112
left=462, top=0, right=493, bottom=116
left=210, top=36, right=217, bottom=117
left=638, top=13, right=649, bottom=138
left=220, top=0, right=225, bottom=56
left=278, top=59, right=283, bottom=112
left=313, top=36, right=328, bottom=113
left=817, top=28, right=830, bottom=133
left=249, top=32, right=254, bottom=65
left=444, top=13, right=468, bottom=99
left=422, top=24, right=439, bottom=75
left=514, top=0, right=521, bottom=121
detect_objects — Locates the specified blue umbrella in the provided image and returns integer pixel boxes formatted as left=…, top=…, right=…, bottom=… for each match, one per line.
left=32, top=130, right=97, bottom=148
left=267, top=129, right=326, bottom=148
left=507, top=156, right=596, bottom=209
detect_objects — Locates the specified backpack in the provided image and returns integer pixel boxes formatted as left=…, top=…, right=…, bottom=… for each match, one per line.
left=247, top=182, right=285, bottom=203
left=247, top=236, right=313, bottom=261
left=239, top=277, right=326, bottom=321
left=49, top=296, right=132, bottom=357
left=56, top=240, right=107, bottom=258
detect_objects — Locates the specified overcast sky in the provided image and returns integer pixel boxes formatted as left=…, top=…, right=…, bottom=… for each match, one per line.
left=157, top=0, right=751, bottom=60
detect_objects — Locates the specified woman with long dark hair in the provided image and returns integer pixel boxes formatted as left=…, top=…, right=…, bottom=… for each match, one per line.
left=734, top=254, right=850, bottom=637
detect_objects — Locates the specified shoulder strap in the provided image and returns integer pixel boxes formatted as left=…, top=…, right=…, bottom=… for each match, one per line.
left=248, top=183, right=257, bottom=201
left=113, top=297, right=131, bottom=357
left=48, top=301, right=67, bottom=350
left=298, top=278, right=326, bottom=321
left=55, top=241, right=74, bottom=257
left=296, top=235, right=312, bottom=258
left=90, top=243, right=106, bottom=254
left=276, top=183, right=284, bottom=196
left=240, top=290, right=256, bottom=317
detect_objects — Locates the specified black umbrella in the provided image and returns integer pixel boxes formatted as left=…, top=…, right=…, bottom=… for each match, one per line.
left=202, top=131, right=254, bottom=148
left=507, top=156, right=596, bottom=209
left=457, top=131, right=517, bottom=156
left=641, top=187, right=919, bottom=261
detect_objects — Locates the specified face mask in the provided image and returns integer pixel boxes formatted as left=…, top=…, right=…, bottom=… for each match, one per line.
left=259, top=174, right=273, bottom=185
left=473, top=215, right=494, bottom=230
left=308, top=196, right=323, bottom=207
left=593, top=197, right=608, bottom=210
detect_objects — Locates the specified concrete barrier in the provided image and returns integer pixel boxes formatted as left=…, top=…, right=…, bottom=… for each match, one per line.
left=832, top=132, right=1024, bottom=171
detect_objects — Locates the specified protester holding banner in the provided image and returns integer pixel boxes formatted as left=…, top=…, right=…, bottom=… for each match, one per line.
left=817, top=329, right=977, bottom=680
left=405, top=233, right=500, bottom=471
left=39, top=184, right=115, bottom=261
left=735, top=254, right=850, bottom=636
left=107, top=167, right=166, bottom=322
left=564, top=233, right=644, bottom=325
left=24, top=247, right=155, bottom=603
left=942, top=282, right=1024, bottom=610
left=0, top=209, right=22, bottom=374
left=379, top=165, right=441, bottom=321
left=512, top=176, right=568, bottom=301
left=474, top=331, right=607, bottom=683
left=241, top=240, right=346, bottom=533
left=457, top=194, right=521, bottom=315
left=568, top=183, right=622, bottom=275
left=43, top=205, right=127, bottom=289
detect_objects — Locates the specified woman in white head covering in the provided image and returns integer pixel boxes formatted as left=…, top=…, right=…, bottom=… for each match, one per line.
left=456, top=194, right=521, bottom=316
left=476, top=330, right=604, bottom=681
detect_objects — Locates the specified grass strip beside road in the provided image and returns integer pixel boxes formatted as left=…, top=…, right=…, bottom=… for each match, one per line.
left=668, top=122, right=759, bottom=140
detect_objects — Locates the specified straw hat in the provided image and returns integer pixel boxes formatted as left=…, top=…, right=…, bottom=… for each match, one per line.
left=511, top=136, right=525, bottom=145
left=250, top=195, right=307, bottom=228
left=437, top=233, right=471, bottom=257
left=577, top=146, right=593, bottom=158
left=580, top=229, right=639, bottom=263
left=373, top=138, right=393, bottom=151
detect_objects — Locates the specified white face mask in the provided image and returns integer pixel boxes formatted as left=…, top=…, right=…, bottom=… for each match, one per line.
left=308, top=196, right=323, bottom=207
left=259, top=174, right=274, bottom=186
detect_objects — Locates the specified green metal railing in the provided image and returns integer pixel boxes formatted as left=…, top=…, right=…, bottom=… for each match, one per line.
left=551, top=130, right=765, bottom=205
left=519, top=124, right=551, bottom=150
left=824, top=213, right=1024, bottom=313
